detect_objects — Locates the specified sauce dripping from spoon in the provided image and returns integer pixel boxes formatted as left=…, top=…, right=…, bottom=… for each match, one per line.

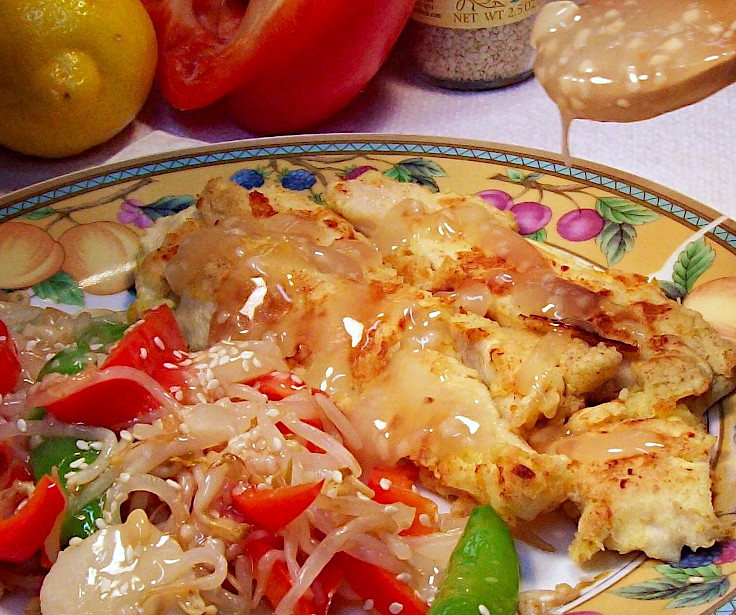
left=532, top=0, right=736, bottom=163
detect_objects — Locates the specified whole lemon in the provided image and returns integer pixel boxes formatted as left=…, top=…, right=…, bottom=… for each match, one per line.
left=0, top=0, right=157, bottom=158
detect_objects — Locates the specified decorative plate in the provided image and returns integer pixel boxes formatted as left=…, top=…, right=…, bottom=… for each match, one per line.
left=1, top=134, right=736, bottom=615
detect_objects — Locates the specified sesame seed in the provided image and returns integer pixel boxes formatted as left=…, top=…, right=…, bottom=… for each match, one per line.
left=265, top=408, right=280, bottom=418
left=206, top=378, right=220, bottom=391
left=272, top=437, right=283, bottom=451
left=76, top=440, right=90, bottom=451
left=396, top=572, right=411, bottom=582
left=69, top=458, right=88, bottom=470
left=68, top=537, right=83, bottom=546
left=139, top=347, right=148, bottom=359
left=196, top=392, right=208, bottom=404
left=173, top=350, right=186, bottom=359
left=95, top=518, right=107, bottom=529
left=479, top=605, right=491, bottom=615
left=379, top=478, right=392, bottom=491
left=419, top=513, right=432, bottom=527
left=166, top=479, right=182, bottom=490
left=120, top=430, right=133, bottom=442
left=332, top=470, right=343, bottom=484
left=174, top=390, right=184, bottom=401
left=163, top=362, right=178, bottom=370
left=389, top=602, right=403, bottom=614
left=179, top=422, right=191, bottom=434
left=64, top=471, right=76, bottom=480
left=153, top=337, right=165, bottom=350
left=363, top=599, right=375, bottom=611
left=119, top=472, right=131, bottom=482
left=90, top=441, right=104, bottom=451
left=385, top=505, right=399, bottom=514
left=16, top=419, right=27, bottom=432
left=252, top=357, right=262, bottom=368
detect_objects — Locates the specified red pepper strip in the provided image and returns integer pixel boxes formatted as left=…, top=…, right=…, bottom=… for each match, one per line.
left=0, top=475, right=66, bottom=563
left=276, top=418, right=326, bottom=454
left=0, top=441, right=32, bottom=490
left=332, top=552, right=428, bottom=615
left=102, top=304, right=190, bottom=391
left=367, top=467, right=438, bottom=536
left=43, top=370, right=162, bottom=429
left=0, top=319, right=22, bottom=395
left=244, top=534, right=342, bottom=615
left=248, top=371, right=309, bottom=400
left=232, top=480, right=324, bottom=532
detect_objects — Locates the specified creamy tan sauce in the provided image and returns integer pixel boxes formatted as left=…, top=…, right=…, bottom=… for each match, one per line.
left=546, top=427, right=665, bottom=464
left=371, top=197, right=648, bottom=346
left=165, top=209, right=508, bottom=469
left=532, top=0, right=736, bottom=160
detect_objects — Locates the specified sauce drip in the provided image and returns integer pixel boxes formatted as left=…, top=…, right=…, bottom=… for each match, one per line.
left=532, top=0, right=736, bottom=162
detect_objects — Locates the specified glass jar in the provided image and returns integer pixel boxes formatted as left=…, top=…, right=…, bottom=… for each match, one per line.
left=405, top=0, right=548, bottom=90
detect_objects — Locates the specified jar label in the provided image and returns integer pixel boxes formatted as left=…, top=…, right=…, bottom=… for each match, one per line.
left=412, top=0, right=543, bottom=29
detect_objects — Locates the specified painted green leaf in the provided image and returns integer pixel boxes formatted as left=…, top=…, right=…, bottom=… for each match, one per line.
left=396, top=157, right=446, bottom=178
left=596, top=220, right=636, bottom=265
left=383, top=158, right=446, bottom=193
left=596, top=197, right=659, bottom=225
left=612, top=577, right=683, bottom=600
left=524, top=228, right=547, bottom=242
left=23, top=206, right=55, bottom=220
left=666, top=578, right=728, bottom=608
left=506, top=168, right=526, bottom=182
left=33, top=272, right=85, bottom=307
left=384, top=165, right=413, bottom=183
left=672, top=238, right=715, bottom=293
left=310, top=193, right=327, bottom=205
left=141, top=195, right=196, bottom=220
left=656, top=564, right=722, bottom=582
left=658, top=279, right=687, bottom=301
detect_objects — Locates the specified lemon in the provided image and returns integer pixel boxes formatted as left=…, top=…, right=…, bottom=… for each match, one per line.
left=0, top=0, right=157, bottom=158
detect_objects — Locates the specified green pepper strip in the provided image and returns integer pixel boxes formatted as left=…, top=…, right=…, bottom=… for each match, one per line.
left=428, top=505, right=519, bottom=615
left=29, top=436, right=104, bottom=545
left=37, top=317, right=129, bottom=381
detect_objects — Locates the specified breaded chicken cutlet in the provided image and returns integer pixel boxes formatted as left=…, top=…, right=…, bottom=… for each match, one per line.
left=135, top=174, right=736, bottom=564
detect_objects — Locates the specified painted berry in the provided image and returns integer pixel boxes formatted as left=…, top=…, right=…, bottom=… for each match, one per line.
left=342, top=165, right=377, bottom=180
left=557, top=209, right=605, bottom=241
left=231, top=168, right=266, bottom=189
left=477, top=189, right=514, bottom=211
left=510, top=201, right=552, bottom=235
left=677, top=543, right=723, bottom=568
left=281, top=169, right=317, bottom=191
left=715, top=540, right=736, bottom=565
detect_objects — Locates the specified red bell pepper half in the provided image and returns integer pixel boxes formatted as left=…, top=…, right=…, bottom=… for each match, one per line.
left=332, top=552, right=428, bottom=615
left=0, top=319, right=22, bottom=395
left=232, top=480, right=324, bottom=532
left=244, top=533, right=342, bottom=615
left=0, top=475, right=66, bottom=563
left=367, top=466, right=438, bottom=536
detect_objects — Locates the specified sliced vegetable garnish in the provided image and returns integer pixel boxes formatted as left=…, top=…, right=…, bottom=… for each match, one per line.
left=0, top=441, right=31, bottom=489
left=244, top=533, right=342, bottom=615
left=102, top=303, right=190, bottom=391
left=428, top=505, right=519, bottom=615
left=40, top=370, right=163, bottom=428
left=367, top=465, right=438, bottom=536
left=0, top=475, right=66, bottom=563
left=30, top=436, right=104, bottom=544
left=247, top=370, right=309, bottom=400
left=333, top=551, right=428, bottom=615
left=0, top=319, right=21, bottom=395
left=232, top=480, right=324, bottom=532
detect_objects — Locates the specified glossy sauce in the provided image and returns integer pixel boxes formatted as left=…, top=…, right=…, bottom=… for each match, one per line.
left=532, top=0, right=736, bottom=161
left=165, top=209, right=504, bottom=468
left=372, top=197, right=648, bottom=346
left=546, top=427, right=666, bottom=464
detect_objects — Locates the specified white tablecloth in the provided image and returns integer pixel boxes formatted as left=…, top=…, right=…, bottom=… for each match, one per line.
left=1, top=49, right=735, bottom=220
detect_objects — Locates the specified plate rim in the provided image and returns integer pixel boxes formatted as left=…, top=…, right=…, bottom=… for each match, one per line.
left=2, top=133, right=735, bottom=250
